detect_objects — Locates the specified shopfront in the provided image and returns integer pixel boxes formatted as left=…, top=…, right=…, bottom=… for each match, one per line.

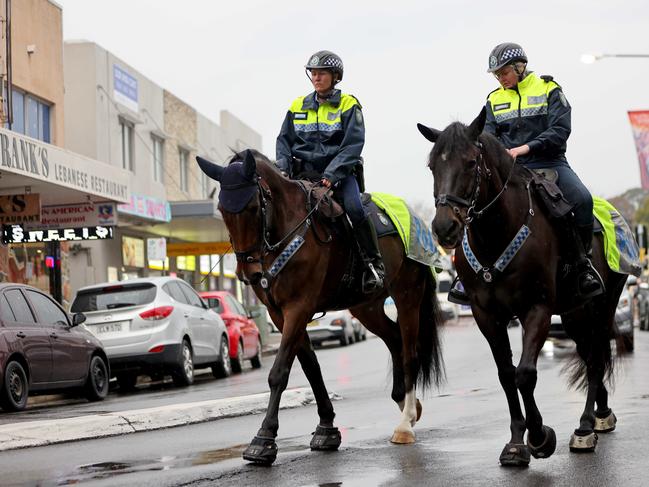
left=0, top=127, right=130, bottom=306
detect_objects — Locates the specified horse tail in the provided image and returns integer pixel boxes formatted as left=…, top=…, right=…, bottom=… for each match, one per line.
left=564, top=274, right=628, bottom=391
left=417, top=268, right=446, bottom=391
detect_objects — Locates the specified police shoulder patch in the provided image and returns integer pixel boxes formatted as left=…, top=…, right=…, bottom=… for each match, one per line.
left=558, top=91, right=568, bottom=107
left=355, top=108, right=364, bottom=125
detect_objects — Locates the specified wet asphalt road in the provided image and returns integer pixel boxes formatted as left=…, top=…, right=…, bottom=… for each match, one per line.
left=1, top=320, right=648, bottom=486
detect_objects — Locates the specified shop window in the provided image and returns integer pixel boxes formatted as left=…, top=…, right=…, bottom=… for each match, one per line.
left=120, top=118, right=134, bottom=171
left=152, top=135, right=164, bottom=183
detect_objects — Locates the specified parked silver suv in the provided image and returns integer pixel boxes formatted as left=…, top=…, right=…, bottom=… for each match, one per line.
left=71, top=277, right=230, bottom=389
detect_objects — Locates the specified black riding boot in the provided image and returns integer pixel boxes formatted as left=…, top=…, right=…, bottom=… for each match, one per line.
left=354, top=218, right=386, bottom=293
left=575, top=225, right=605, bottom=298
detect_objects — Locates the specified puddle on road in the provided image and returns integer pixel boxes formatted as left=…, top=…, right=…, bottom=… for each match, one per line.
left=54, top=443, right=309, bottom=484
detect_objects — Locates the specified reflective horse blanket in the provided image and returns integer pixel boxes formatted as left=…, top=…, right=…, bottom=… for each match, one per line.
left=370, top=192, right=442, bottom=271
left=593, top=197, right=642, bottom=277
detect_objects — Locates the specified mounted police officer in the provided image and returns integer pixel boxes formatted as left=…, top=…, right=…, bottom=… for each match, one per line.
left=450, top=42, right=603, bottom=305
left=275, top=50, right=385, bottom=293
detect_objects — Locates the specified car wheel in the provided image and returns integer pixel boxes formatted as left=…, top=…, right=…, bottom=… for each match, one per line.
left=172, top=339, right=194, bottom=387
left=85, top=355, right=109, bottom=401
left=231, top=340, right=244, bottom=374
left=212, top=336, right=232, bottom=378
left=250, top=339, right=263, bottom=369
left=0, top=361, right=29, bottom=412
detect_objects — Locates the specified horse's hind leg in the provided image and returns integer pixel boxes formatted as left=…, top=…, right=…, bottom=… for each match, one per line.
left=594, top=382, right=617, bottom=433
left=350, top=303, right=419, bottom=433
left=295, top=334, right=342, bottom=451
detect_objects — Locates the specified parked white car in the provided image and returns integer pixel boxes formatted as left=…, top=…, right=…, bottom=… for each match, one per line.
left=306, top=310, right=358, bottom=347
left=71, top=277, right=230, bottom=390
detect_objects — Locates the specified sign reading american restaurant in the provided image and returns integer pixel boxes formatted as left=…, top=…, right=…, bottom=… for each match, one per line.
left=0, top=127, right=131, bottom=203
left=27, top=202, right=117, bottom=230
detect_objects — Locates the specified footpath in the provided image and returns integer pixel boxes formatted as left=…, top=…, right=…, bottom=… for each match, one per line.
left=0, top=332, right=298, bottom=452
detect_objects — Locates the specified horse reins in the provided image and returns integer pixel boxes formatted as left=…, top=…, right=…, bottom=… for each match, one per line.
left=232, top=175, right=332, bottom=286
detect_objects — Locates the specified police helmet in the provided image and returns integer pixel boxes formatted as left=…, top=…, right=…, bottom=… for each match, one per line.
left=305, top=50, right=344, bottom=82
left=487, top=43, right=528, bottom=73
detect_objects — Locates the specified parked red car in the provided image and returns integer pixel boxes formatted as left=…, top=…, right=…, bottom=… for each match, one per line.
left=199, top=291, right=262, bottom=372
left=0, top=283, right=109, bottom=411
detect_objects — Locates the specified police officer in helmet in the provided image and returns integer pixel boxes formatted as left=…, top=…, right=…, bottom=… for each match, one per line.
left=449, top=42, right=603, bottom=305
left=276, top=50, right=385, bottom=293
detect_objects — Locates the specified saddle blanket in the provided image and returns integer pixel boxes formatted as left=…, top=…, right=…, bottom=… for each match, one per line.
left=369, top=192, right=442, bottom=270
left=593, top=197, right=641, bottom=276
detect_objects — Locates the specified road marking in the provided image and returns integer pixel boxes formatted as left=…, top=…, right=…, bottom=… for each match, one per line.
left=0, top=387, right=319, bottom=452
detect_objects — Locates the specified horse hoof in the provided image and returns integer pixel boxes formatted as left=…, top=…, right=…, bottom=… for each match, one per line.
left=569, top=431, right=598, bottom=453
left=391, top=430, right=416, bottom=444
left=527, top=425, right=557, bottom=459
left=499, top=443, right=530, bottom=467
left=416, top=399, right=422, bottom=422
left=594, top=409, right=617, bottom=433
left=242, top=435, right=278, bottom=464
left=310, top=425, right=342, bottom=451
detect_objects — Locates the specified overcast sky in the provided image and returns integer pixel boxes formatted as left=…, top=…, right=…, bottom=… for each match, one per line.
left=56, top=0, right=649, bottom=209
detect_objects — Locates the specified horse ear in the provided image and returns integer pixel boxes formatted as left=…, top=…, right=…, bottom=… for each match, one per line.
left=243, top=149, right=256, bottom=180
left=196, top=156, right=224, bottom=182
left=467, top=107, right=487, bottom=141
left=417, top=123, right=441, bottom=143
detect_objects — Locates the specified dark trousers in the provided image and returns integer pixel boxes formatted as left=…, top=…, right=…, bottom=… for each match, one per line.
left=554, top=165, right=593, bottom=229
left=333, top=175, right=367, bottom=226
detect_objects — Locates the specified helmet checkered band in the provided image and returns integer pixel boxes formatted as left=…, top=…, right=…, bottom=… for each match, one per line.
left=323, top=57, right=343, bottom=69
left=500, top=48, right=524, bottom=62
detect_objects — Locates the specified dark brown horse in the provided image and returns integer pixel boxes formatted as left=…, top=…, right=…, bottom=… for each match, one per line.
left=197, top=149, right=444, bottom=465
left=417, top=109, right=629, bottom=466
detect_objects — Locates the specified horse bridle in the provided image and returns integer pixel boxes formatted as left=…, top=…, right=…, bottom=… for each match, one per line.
left=434, top=142, right=516, bottom=224
left=231, top=175, right=330, bottom=283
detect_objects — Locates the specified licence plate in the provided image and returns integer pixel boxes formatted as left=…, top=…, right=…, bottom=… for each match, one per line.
left=96, top=321, right=128, bottom=334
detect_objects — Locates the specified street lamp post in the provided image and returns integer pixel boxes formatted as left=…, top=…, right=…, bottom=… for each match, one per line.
left=581, top=53, right=649, bottom=64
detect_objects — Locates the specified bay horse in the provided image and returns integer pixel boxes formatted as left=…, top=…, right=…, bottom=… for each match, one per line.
left=417, top=108, right=629, bottom=466
left=197, top=149, right=444, bottom=465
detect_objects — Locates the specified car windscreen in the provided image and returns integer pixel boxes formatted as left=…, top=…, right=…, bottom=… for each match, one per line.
left=71, top=284, right=157, bottom=312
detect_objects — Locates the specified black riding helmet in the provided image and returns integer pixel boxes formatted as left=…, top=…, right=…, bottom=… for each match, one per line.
left=487, top=42, right=528, bottom=73
left=305, top=50, right=344, bottom=84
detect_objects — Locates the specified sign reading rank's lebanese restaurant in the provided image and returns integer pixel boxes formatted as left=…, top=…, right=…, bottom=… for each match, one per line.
left=1, top=224, right=114, bottom=244
left=0, top=127, right=131, bottom=203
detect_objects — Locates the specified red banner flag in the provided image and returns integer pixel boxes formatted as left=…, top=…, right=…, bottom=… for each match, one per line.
left=628, top=110, right=649, bottom=189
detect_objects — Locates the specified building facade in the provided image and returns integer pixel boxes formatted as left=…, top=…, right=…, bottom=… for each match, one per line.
left=0, top=0, right=130, bottom=307
left=64, top=41, right=262, bottom=300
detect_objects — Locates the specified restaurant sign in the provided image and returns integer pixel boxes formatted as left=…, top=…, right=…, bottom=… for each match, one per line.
left=27, top=202, right=117, bottom=230
left=0, top=193, right=41, bottom=224
left=0, top=127, right=130, bottom=203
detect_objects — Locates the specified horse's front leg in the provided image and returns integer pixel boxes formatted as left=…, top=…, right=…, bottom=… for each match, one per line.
left=474, top=310, right=529, bottom=466
left=518, top=304, right=557, bottom=460
left=295, top=334, right=342, bottom=451
left=242, top=306, right=311, bottom=465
